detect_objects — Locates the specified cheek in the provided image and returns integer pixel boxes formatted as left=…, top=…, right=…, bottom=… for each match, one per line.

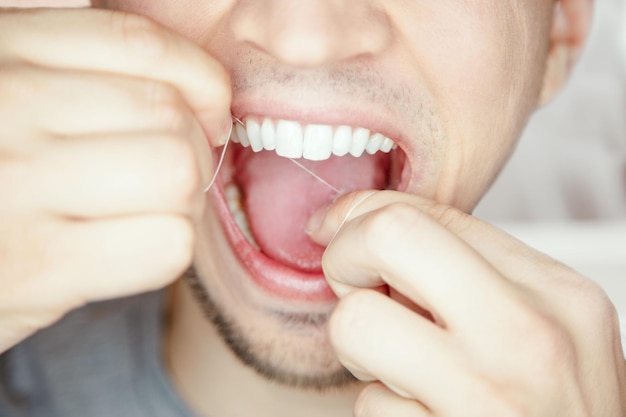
left=396, top=5, right=545, bottom=131
left=389, top=3, right=551, bottom=207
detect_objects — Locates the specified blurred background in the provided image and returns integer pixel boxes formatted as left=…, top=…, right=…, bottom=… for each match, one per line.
left=477, top=0, right=625, bottom=222
left=475, top=0, right=626, bottom=343
left=2, top=0, right=625, bottom=339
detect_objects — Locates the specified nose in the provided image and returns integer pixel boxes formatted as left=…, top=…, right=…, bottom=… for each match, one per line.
left=230, top=0, right=391, bottom=67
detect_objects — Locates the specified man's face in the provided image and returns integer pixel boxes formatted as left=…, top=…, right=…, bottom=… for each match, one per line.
left=101, top=0, right=555, bottom=388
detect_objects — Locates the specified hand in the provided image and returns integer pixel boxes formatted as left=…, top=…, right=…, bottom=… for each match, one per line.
left=0, top=8, right=231, bottom=352
left=308, top=190, right=626, bottom=417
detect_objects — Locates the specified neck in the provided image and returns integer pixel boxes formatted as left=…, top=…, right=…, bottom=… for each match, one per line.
left=164, top=281, right=362, bottom=417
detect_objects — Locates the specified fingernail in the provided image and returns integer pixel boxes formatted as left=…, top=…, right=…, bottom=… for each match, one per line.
left=340, top=359, right=376, bottom=382
left=305, top=206, right=328, bottom=235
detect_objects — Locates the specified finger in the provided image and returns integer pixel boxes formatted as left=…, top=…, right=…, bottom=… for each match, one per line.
left=0, top=214, right=191, bottom=351
left=0, top=8, right=231, bottom=145
left=354, top=383, right=432, bottom=417
left=308, top=190, right=557, bottom=287
left=330, top=290, right=491, bottom=417
left=19, top=132, right=209, bottom=218
left=0, top=65, right=201, bottom=139
left=319, top=200, right=515, bottom=330
left=45, top=214, right=193, bottom=303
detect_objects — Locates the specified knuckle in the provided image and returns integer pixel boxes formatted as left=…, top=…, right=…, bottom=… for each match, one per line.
left=574, top=278, right=616, bottom=326
left=328, top=290, right=377, bottom=346
left=518, top=311, right=575, bottom=375
left=470, top=379, right=529, bottom=417
left=595, top=292, right=621, bottom=338
left=543, top=268, right=619, bottom=340
left=574, top=280, right=622, bottom=343
left=146, top=81, right=192, bottom=134
left=359, top=203, right=421, bottom=259
left=112, top=11, right=170, bottom=62
left=427, top=202, right=473, bottom=233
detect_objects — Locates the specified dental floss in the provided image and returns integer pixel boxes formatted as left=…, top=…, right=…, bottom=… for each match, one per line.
left=232, top=115, right=245, bottom=127
left=329, top=190, right=377, bottom=245
left=203, top=122, right=232, bottom=193
left=231, top=116, right=343, bottom=196
left=287, top=158, right=343, bottom=195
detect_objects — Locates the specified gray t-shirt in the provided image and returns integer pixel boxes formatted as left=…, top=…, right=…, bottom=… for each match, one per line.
left=0, top=291, right=197, bottom=417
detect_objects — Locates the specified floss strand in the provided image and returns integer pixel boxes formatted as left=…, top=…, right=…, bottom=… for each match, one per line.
left=208, top=115, right=343, bottom=196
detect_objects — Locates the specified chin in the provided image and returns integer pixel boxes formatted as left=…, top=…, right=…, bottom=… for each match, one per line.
left=190, top=112, right=412, bottom=388
left=186, top=257, right=356, bottom=390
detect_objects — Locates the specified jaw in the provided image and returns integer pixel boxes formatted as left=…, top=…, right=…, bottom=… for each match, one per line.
left=185, top=113, right=416, bottom=387
left=190, top=191, right=354, bottom=387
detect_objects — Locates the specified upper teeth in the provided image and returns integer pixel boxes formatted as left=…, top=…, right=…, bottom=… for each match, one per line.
left=231, top=118, right=397, bottom=161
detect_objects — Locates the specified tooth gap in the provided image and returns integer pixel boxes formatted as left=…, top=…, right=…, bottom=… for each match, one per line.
left=232, top=115, right=245, bottom=126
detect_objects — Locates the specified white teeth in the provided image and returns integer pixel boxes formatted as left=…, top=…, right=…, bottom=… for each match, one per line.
left=261, top=118, right=276, bottom=151
left=303, top=124, right=333, bottom=161
left=333, top=126, right=352, bottom=156
left=350, top=127, right=369, bottom=157
left=231, top=125, right=240, bottom=143
left=275, top=120, right=303, bottom=158
left=225, top=183, right=259, bottom=248
left=235, top=122, right=250, bottom=147
left=380, top=137, right=395, bottom=153
left=366, top=133, right=384, bottom=155
left=232, top=118, right=397, bottom=161
left=246, top=119, right=263, bottom=152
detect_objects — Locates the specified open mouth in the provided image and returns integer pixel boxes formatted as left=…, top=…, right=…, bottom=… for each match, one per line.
left=210, top=116, right=410, bottom=302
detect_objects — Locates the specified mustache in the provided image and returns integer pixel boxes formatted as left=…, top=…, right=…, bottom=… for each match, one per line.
left=225, top=50, right=417, bottom=119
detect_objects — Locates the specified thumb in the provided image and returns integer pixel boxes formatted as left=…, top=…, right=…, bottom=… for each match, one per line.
left=306, top=189, right=476, bottom=249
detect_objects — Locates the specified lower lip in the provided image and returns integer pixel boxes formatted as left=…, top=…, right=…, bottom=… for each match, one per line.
left=210, top=183, right=337, bottom=302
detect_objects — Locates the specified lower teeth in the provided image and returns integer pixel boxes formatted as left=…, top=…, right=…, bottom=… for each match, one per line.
left=225, top=183, right=260, bottom=249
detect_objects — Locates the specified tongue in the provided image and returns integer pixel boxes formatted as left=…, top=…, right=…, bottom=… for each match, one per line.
left=235, top=149, right=388, bottom=273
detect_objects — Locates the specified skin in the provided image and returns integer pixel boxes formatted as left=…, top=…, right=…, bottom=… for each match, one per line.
left=0, top=1, right=624, bottom=417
